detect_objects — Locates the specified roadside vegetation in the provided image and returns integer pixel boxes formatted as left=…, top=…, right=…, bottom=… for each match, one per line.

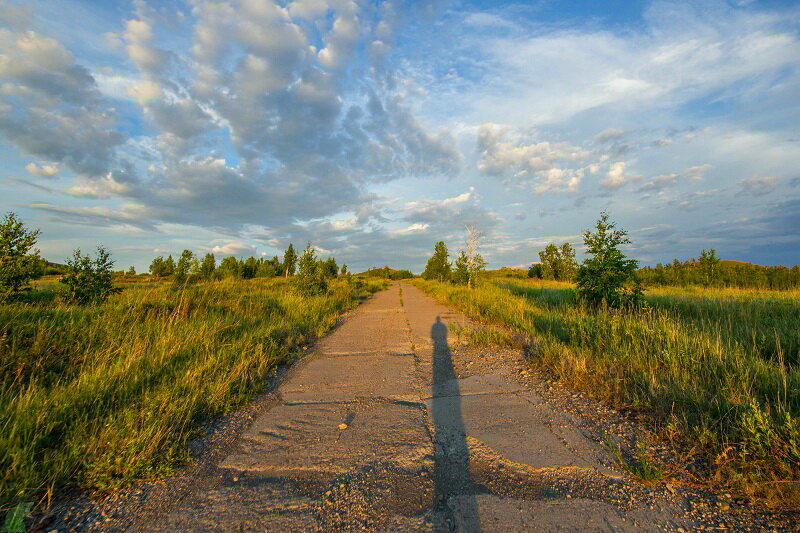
left=0, top=213, right=385, bottom=514
left=415, top=212, right=800, bottom=505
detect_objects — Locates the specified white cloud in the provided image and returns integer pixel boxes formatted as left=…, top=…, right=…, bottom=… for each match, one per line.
left=403, top=187, right=477, bottom=211
left=209, top=242, right=258, bottom=256
left=25, top=161, right=59, bottom=177
left=599, top=162, right=636, bottom=189
left=476, top=124, right=593, bottom=193
left=391, top=222, right=429, bottom=236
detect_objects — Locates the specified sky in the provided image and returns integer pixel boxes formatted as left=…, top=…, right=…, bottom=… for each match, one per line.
left=1, top=0, right=799, bottom=272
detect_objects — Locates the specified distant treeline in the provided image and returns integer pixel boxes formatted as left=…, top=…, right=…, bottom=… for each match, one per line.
left=638, top=258, right=800, bottom=290
left=360, top=266, right=415, bottom=280
left=526, top=244, right=800, bottom=290
left=148, top=244, right=346, bottom=283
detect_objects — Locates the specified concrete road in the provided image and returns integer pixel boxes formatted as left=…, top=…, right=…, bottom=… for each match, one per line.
left=118, top=283, right=724, bottom=531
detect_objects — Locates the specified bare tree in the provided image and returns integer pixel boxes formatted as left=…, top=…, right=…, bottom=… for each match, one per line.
left=464, top=225, right=486, bottom=289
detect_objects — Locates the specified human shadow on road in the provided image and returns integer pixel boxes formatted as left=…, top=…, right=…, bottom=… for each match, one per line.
left=431, top=316, right=481, bottom=532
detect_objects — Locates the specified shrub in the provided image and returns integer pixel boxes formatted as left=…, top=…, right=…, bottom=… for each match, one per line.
left=60, top=247, right=122, bottom=304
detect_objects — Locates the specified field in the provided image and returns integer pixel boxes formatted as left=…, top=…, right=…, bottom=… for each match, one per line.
left=412, top=275, right=800, bottom=503
left=0, top=276, right=384, bottom=509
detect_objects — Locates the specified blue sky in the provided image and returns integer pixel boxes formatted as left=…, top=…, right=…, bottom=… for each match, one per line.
left=1, top=0, right=798, bottom=272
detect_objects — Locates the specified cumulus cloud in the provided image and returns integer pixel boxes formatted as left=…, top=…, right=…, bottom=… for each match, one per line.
left=209, top=242, right=258, bottom=257
left=0, top=26, right=125, bottom=177
left=476, top=124, right=593, bottom=194
left=25, top=161, right=59, bottom=177
left=599, top=162, right=635, bottom=189
left=1, top=0, right=461, bottom=238
left=738, top=175, right=780, bottom=197
left=392, top=223, right=429, bottom=236
left=637, top=164, right=711, bottom=193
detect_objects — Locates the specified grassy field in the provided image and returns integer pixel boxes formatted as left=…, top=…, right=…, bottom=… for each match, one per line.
left=412, top=276, right=800, bottom=504
left=1, top=276, right=384, bottom=510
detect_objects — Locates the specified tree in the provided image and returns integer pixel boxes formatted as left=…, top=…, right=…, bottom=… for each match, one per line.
left=283, top=244, right=297, bottom=278
left=200, top=253, right=216, bottom=279
left=173, top=249, right=195, bottom=284
left=422, top=241, right=451, bottom=282
left=463, top=225, right=486, bottom=288
left=0, top=212, right=42, bottom=298
left=241, top=256, right=258, bottom=279
left=557, top=243, right=577, bottom=280
left=322, top=257, right=339, bottom=278
left=698, top=248, right=720, bottom=286
left=60, top=246, right=122, bottom=304
left=452, top=251, right=469, bottom=285
left=149, top=256, right=170, bottom=277
left=575, top=212, right=643, bottom=309
left=537, top=242, right=577, bottom=281
left=165, top=256, right=175, bottom=276
left=218, top=256, right=240, bottom=278
left=126, top=266, right=136, bottom=276
left=256, top=257, right=278, bottom=278
left=528, top=263, right=544, bottom=278
left=340, top=264, right=348, bottom=276
left=296, top=243, right=327, bottom=295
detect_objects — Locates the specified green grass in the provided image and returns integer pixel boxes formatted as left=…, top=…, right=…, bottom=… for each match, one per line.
left=411, top=277, right=800, bottom=504
left=1, top=276, right=384, bottom=511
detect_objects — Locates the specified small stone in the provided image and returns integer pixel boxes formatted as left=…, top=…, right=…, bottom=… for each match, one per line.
left=677, top=528, right=685, bottom=533
left=338, top=423, right=348, bottom=430
left=520, top=370, right=528, bottom=375
left=232, top=477, right=239, bottom=482
left=719, top=504, right=730, bottom=511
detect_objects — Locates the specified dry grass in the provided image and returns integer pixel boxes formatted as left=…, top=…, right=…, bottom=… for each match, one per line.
left=412, top=277, right=800, bottom=505
left=1, top=276, right=384, bottom=510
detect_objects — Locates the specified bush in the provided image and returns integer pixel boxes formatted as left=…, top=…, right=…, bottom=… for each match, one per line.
left=0, top=212, right=42, bottom=299
left=60, top=247, right=122, bottom=304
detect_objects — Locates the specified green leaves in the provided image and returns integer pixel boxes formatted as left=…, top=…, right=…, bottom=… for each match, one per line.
left=59, top=246, right=122, bottom=305
left=422, top=241, right=451, bottom=282
left=576, top=212, right=643, bottom=309
left=0, top=212, right=42, bottom=299
left=295, top=243, right=328, bottom=295
left=2, top=502, right=32, bottom=533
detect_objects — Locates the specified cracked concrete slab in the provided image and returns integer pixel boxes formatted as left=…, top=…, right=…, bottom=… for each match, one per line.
left=221, top=401, right=430, bottom=479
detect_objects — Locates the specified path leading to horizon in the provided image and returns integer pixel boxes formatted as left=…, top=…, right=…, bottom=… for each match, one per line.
left=68, top=283, right=752, bottom=532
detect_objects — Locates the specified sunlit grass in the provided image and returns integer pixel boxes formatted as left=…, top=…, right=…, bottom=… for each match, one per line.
left=412, top=277, right=800, bottom=504
left=1, top=276, right=384, bottom=510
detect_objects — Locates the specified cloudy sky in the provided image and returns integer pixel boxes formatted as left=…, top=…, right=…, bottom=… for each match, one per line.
left=1, top=0, right=799, bottom=272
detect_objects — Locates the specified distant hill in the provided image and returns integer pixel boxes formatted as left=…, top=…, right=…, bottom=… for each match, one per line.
left=486, top=268, right=528, bottom=279
left=639, top=258, right=800, bottom=290
left=41, top=260, right=68, bottom=275
left=357, top=266, right=415, bottom=280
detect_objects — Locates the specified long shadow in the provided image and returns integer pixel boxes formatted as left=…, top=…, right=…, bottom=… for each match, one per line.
left=431, top=316, right=481, bottom=532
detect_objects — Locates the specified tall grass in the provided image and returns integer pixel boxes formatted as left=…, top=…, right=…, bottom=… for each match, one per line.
left=1, top=277, right=383, bottom=510
left=412, top=278, right=800, bottom=503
